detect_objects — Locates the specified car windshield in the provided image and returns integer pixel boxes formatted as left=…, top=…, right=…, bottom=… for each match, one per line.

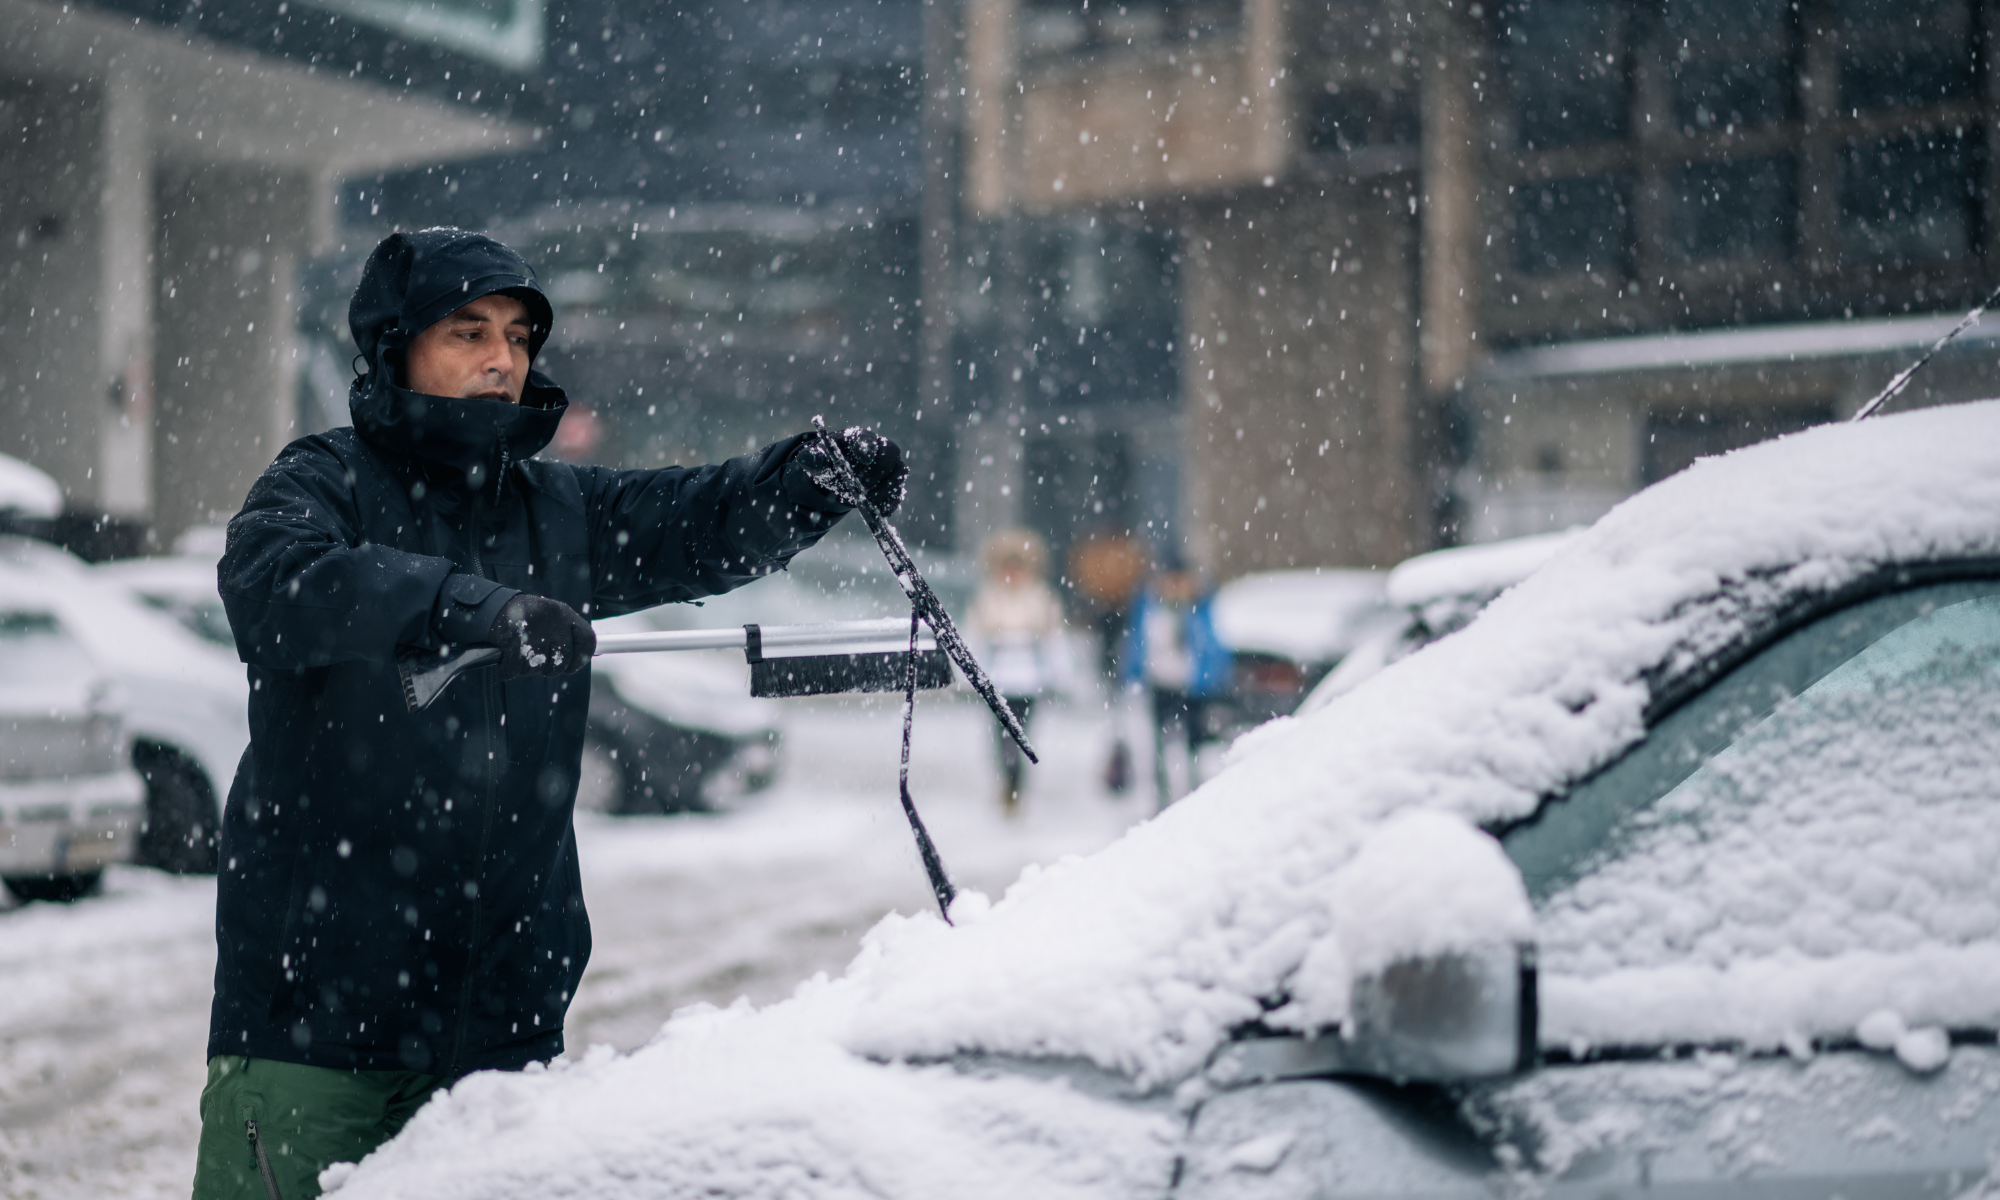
left=1505, top=576, right=2000, bottom=1046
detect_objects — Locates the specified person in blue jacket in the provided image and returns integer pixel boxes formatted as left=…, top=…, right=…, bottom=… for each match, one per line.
left=194, top=228, right=906, bottom=1198
left=1121, top=558, right=1229, bottom=808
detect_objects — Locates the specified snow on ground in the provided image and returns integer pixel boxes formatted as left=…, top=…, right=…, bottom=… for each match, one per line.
left=0, top=694, right=1143, bottom=1199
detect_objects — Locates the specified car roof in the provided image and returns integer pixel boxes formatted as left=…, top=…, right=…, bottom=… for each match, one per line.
left=1384, top=529, right=1580, bottom=609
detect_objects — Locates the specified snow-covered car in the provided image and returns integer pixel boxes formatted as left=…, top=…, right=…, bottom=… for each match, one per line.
left=93, top=554, right=237, bottom=650
left=1301, top=530, right=1579, bottom=712
left=328, top=400, right=2000, bottom=1199
left=0, top=540, right=248, bottom=874
left=1207, top=568, right=1395, bottom=734
left=0, top=585, right=146, bottom=903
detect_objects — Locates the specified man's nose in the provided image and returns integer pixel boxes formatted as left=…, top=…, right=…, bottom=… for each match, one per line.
left=481, top=340, right=513, bottom=375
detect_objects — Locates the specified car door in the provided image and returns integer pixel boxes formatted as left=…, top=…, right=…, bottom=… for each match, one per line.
left=1475, top=572, right=2000, bottom=1196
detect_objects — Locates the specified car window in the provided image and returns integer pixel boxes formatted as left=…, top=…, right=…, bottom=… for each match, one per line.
left=0, top=609, right=96, bottom=682
left=1505, top=578, right=2000, bottom=992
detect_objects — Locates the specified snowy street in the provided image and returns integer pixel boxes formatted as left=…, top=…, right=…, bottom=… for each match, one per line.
left=0, top=696, right=1144, bottom=1199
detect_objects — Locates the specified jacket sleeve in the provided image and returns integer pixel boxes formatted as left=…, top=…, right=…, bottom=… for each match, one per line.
left=578, top=433, right=849, bottom=616
left=219, top=438, right=517, bottom=668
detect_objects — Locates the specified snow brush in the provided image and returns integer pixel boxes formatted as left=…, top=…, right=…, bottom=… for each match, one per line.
left=397, top=619, right=951, bottom=712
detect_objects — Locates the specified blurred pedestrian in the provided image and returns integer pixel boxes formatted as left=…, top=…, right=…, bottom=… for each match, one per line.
left=967, top=528, right=1068, bottom=816
left=1122, top=558, right=1229, bottom=808
left=1066, top=527, right=1148, bottom=683
left=1067, top=528, right=1148, bottom=794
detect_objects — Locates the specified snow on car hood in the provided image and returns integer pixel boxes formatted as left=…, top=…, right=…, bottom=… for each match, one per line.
left=331, top=402, right=2000, bottom=1198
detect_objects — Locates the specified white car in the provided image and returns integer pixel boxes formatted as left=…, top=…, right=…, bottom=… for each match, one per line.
left=0, top=540, right=248, bottom=874
left=1302, top=530, right=1580, bottom=711
left=0, top=581, right=146, bottom=901
left=329, top=398, right=2000, bottom=1199
left=1207, top=568, right=1396, bottom=731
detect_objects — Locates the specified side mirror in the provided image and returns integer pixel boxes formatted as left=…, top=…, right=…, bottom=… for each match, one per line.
left=1209, top=943, right=1537, bottom=1087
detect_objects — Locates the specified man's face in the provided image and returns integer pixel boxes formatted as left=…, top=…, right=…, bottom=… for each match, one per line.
left=404, top=292, right=532, bottom=404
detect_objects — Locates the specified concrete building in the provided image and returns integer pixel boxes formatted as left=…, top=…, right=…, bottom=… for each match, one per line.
left=961, top=0, right=2000, bottom=576
left=0, top=0, right=529, bottom=549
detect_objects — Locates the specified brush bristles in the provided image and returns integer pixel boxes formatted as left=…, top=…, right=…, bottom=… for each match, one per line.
left=751, top=650, right=952, bottom=698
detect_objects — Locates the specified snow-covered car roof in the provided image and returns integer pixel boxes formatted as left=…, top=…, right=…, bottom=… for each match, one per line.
left=0, top=453, right=61, bottom=518
left=333, top=400, right=2000, bottom=1199
left=1209, top=568, right=1391, bottom=662
left=1304, top=530, right=1585, bottom=710
left=1383, top=528, right=1580, bottom=609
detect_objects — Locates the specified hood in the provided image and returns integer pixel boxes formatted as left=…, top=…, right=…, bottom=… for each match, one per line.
left=348, top=229, right=566, bottom=481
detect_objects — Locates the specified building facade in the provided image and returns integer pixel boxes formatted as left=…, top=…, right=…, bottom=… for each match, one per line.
left=962, top=0, right=2000, bottom=575
left=0, top=0, right=531, bottom=549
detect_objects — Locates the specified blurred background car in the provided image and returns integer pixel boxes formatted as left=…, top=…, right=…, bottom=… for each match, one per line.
left=586, top=537, right=965, bottom=815
left=1300, top=529, right=1581, bottom=714
left=0, top=579, right=146, bottom=903
left=1205, top=568, right=1395, bottom=738
left=0, top=538, right=249, bottom=876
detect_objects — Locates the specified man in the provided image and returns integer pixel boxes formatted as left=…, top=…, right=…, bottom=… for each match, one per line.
left=194, top=229, right=905, bottom=1198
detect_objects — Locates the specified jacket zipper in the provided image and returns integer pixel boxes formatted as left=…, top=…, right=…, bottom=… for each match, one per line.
left=246, top=1119, right=285, bottom=1200
left=448, top=466, right=500, bottom=1076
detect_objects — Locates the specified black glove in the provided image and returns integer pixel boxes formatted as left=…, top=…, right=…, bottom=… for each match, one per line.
left=791, top=426, right=908, bottom=517
left=487, top=593, right=595, bottom=680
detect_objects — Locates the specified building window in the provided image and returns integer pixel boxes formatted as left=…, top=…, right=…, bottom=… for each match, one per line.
left=1664, top=0, right=1794, bottom=133
left=1497, top=0, right=1632, bottom=150
left=1018, top=0, right=1241, bottom=59
left=1665, top=156, right=1797, bottom=261
left=1841, top=130, right=1982, bottom=263
left=1834, top=0, right=1976, bottom=112
left=1486, top=0, right=1993, bottom=336
left=1515, top=175, right=1633, bottom=275
left=1306, top=86, right=1419, bottom=155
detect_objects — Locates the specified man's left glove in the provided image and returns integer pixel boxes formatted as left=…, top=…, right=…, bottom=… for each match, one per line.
left=488, top=594, right=596, bottom=680
left=791, top=426, right=908, bottom=517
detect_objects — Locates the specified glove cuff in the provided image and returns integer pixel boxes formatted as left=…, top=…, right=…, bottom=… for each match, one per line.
left=434, top=574, right=519, bottom=647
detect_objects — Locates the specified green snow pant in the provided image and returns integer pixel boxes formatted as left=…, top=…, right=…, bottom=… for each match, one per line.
left=191, top=1056, right=446, bottom=1200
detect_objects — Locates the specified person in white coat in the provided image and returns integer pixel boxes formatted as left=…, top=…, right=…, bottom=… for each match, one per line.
left=966, top=529, right=1069, bottom=815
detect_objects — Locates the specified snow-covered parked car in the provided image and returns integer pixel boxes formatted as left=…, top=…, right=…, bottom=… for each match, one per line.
left=1207, top=568, right=1395, bottom=734
left=329, top=400, right=2000, bottom=1199
left=0, top=539, right=248, bottom=874
left=0, top=580, right=146, bottom=902
left=1301, top=529, right=1580, bottom=711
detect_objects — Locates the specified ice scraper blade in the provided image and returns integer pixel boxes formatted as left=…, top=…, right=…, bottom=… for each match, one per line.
left=396, top=619, right=948, bottom=712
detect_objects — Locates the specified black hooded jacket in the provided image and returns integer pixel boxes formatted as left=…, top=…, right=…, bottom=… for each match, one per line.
left=210, top=229, right=848, bottom=1075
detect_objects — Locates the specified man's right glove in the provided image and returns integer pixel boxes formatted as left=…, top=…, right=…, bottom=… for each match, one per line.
left=487, top=593, right=596, bottom=680
left=790, top=426, right=908, bottom=517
